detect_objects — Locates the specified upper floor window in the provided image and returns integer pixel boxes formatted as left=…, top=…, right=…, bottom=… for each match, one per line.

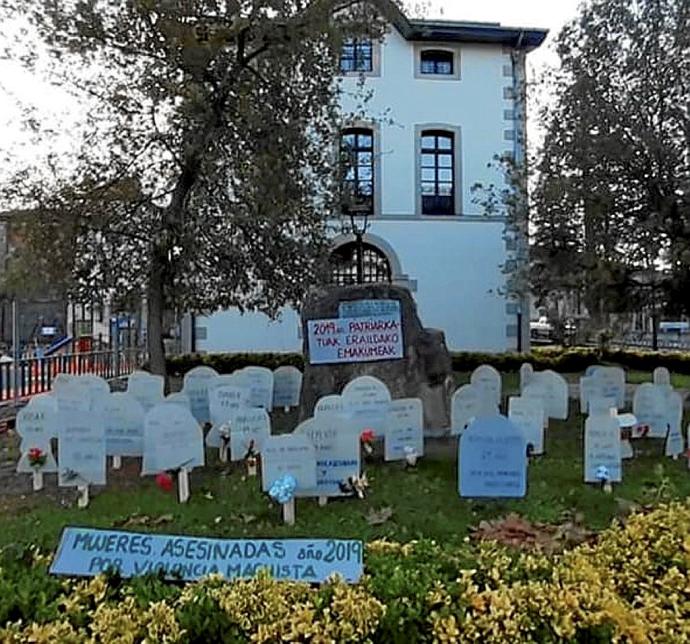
left=420, top=49, right=454, bottom=75
left=341, top=128, right=374, bottom=215
left=340, top=38, right=373, bottom=73
left=421, top=131, right=455, bottom=215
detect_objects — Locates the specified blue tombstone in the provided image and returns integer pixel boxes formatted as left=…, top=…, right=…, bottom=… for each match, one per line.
left=459, top=416, right=527, bottom=498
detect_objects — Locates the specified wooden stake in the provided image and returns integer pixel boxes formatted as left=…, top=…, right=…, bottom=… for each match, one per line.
left=178, top=467, right=190, bottom=503
left=283, top=498, right=295, bottom=525
left=32, top=471, right=44, bottom=492
left=77, top=485, right=89, bottom=508
left=219, top=444, right=228, bottom=463
left=247, top=460, right=257, bottom=477
left=318, top=495, right=327, bottom=507
left=112, top=456, right=122, bottom=470
left=284, top=405, right=290, bottom=413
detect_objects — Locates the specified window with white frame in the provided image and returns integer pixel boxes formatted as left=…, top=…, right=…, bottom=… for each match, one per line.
left=420, top=130, right=455, bottom=215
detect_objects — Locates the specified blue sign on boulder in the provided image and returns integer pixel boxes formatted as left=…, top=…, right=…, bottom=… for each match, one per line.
left=459, top=416, right=527, bottom=498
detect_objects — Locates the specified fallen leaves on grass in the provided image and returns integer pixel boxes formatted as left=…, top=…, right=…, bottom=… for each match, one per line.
left=471, top=513, right=595, bottom=554
left=114, top=513, right=174, bottom=528
left=367, top=507, right=394, bottom=526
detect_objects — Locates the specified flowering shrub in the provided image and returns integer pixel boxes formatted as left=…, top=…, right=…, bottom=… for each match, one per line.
left=2, top=503, right=690, bottom=642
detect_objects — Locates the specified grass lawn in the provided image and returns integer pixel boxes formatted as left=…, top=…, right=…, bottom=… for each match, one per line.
left=1, top=368, right=688, bottom=552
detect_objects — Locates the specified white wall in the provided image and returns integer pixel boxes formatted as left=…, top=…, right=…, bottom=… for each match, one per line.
left=197, top=26, right=520, bottom=354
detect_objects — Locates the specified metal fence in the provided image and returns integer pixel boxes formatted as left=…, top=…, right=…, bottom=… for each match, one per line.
left=0, top=349, right=145, bottom=403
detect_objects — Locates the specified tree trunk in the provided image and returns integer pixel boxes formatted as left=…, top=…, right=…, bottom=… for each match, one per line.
left=147, top=248, right=167, bottom=382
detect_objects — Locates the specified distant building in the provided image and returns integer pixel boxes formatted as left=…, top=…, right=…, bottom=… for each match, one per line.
left=192, top=5, right=547, bottom=355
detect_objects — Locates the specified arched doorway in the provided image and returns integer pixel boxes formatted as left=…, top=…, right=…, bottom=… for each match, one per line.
left=329, top=241, right=392, bottom=286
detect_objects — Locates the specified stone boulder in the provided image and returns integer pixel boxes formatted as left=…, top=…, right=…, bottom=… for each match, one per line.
left=299, top=284, right=453, bottom=432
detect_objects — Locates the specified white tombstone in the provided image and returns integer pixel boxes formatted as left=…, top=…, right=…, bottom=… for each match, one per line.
left=52, top=373, right=78, bottom=394
left=524, top=370, right=568, bottom=420
left=341, top=376, right=392, bottom=437
left=664, top=390, right=683, bottom=458
left=507, top=396, right=544, bottom=455
left=584, top=413, right=622, bottom=483
left=653, top=367, right=671, bottom=386
left=230, top=408, right=271, bottom=461
left=25, top=393, right=58, bottom=438
left=588, top=396, right=618, bottom=416
left=16, top=405, right=59, bottom=474
left=206, top=384, right=249, bottom=448
left=261, top=434, right=317, bottom=492
left=272, top=366, right=302, bottom=409
left=633, top=383, right=670, bottom=438
left=239, top=366, right=274, bottom=410
left=127, top=371, right=165, bottom=412
left=519, top=363, right=534, bottom=393
left=470, top=365, right=502, bottom=407
left=450, top=384, right=498, bottom=435
left=75, top=374, right=110, bottom=397
left=182, top=366, right=219, bottom=424
left=294, top=416, right=360, bottom=496
left=314, top=394, right=346, bottom=417
left=103, top=392, right=146, bottom=457
left=163, top=392, right=190, bottom=408
left=584, top=366, right=626, bottom=409
left=58, top=404, right=106, bottom=486
left=384, top=398, right=424, bottom=462
left=617, top=412, right=637, bottom=459
left=141, top=404, right=205, bottom=475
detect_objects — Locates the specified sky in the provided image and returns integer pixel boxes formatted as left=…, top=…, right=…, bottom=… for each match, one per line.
left=0, top=0, right=583, bottom=166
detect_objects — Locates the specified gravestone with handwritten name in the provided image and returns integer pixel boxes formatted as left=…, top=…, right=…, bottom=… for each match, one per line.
left=384, top=398, right=424, bottom=462
left=584, top=413, right=622, bottom=483
left=272, top=366, right=302, bottom=409
left=16, top=405, right=59, bottom=474
left=127, top=371, right=165, bottom=412
left=653, top=367, right=671, bottom=386
left=582, top=366, right=626, bottom=410
left=523, top=370, right=568, bottom=420
left=633, top=383, right=673, bottom=438
left=58, top=396, right=106, bottom=486
left=25, top=393, right=58, bottom=437
left=342, top=375, right=392, bottom=437
left=237, top=367, right=274, bottom=410
left=294, top=416, right=359, bottom=496
left=182, top=366, right=219, bottom=424
left=141, top=404, right=204, bottom=475
left=206, top=384, right=249, bottom=448
left=450, top=384, right=498, bottom=435
left=261, top=434, right=317, bottom=492
left=230, top=409, right=271, bottom=461
left=163, top=392, right=190, bottom=408
left=519, top=363, right=534, bottom=393
left=314, top=394, right=346, bottom=418
left=104, top=393, right=146, bottom=457
left=470, top=365, right=502, bottom=407
left=507, top=396, right=544, bottom=455
left=459, top=416, right=526, bottom=498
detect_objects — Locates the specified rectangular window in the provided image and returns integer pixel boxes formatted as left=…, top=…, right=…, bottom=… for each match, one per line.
left=341, top=128, right=375, bottom=214
left=420, top=50, right=454, bottom=75
left=421, top=131, right=455, bottom=215
left=340, top=39, right=373, bottom=73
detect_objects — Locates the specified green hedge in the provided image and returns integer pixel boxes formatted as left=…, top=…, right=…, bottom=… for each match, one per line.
left=166, top=346, right=690, bottom=376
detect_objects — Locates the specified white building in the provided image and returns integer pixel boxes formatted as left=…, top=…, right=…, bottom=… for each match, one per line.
left=192, top=5, right=547, bottom=355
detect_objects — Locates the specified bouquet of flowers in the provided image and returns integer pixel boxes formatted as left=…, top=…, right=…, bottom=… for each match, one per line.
left=28, top=448, right=47, bottom=469
left=360, top=429, right=375, bottom=456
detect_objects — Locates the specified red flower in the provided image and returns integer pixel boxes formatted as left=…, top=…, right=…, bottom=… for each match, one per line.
left=155, top=472, right=174, bottom=493
left=360, top=429, right=375, bottom=444
left=28, top=448, right=43, bottom=459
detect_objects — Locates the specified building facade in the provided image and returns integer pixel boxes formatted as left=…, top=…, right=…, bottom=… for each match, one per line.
left=193, top=9, right=547, bottom=354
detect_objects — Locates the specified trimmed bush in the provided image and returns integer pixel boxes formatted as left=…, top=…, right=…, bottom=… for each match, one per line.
left=166, top=346, right=690, bottom=377
left=3, top=503, right=690, bottom=642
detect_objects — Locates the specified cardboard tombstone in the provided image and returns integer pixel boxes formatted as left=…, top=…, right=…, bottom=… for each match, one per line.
left=384, top=398, right=424, bottom=462
left=294, top=416, right=360, bottom=497
left=182, top=366, right=219, bottom=424
left=588, top=396, right=618, bottom=416
left=206, top=383, right=249, bottom=449
left=450, top=384, right=498, bottom=436
left=653, top=367, right=671, bottom=386
left=16, top=405, right=59, bottom=477
left=75, top=374, right=110, bottom=396
left=238, top=366, right=274, bottom=409
left=163, top=392, right=190, bottom=408
left=341, top=376, right=392, bottom=437
left=127, top=371, right=165, bottom=412
left=584, top=366, right=626, bottom=409
left=617, top=412, right=637, bottom=459
left=103, top=392, right=146, bottom=457
left=141, top=403, right=205, bottom=475
left=508, top=396, right=544, bottom=455
left=314, top=394, right=346, bottom=418
left=519, top=363, right=534, bottom=394
left=470, top=365, right=502, bottom=407
left=230, top=409, right=271, bottom=461
left=633, top=383, right=671, bottom=438
left=52, top=373, right=78, bottom=394
left=664, top=390, right=683, bottom=458
left=523, top=370, right=568, bottom=420
left=25, top=393, right=58, bottom=438
left=272, top=366, right=302, bottom=410
left=261, top=434, right=317, bottom=493
left=459, top=416, right=527, bottom=498
left=584, top=413, right=622, bottom=483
